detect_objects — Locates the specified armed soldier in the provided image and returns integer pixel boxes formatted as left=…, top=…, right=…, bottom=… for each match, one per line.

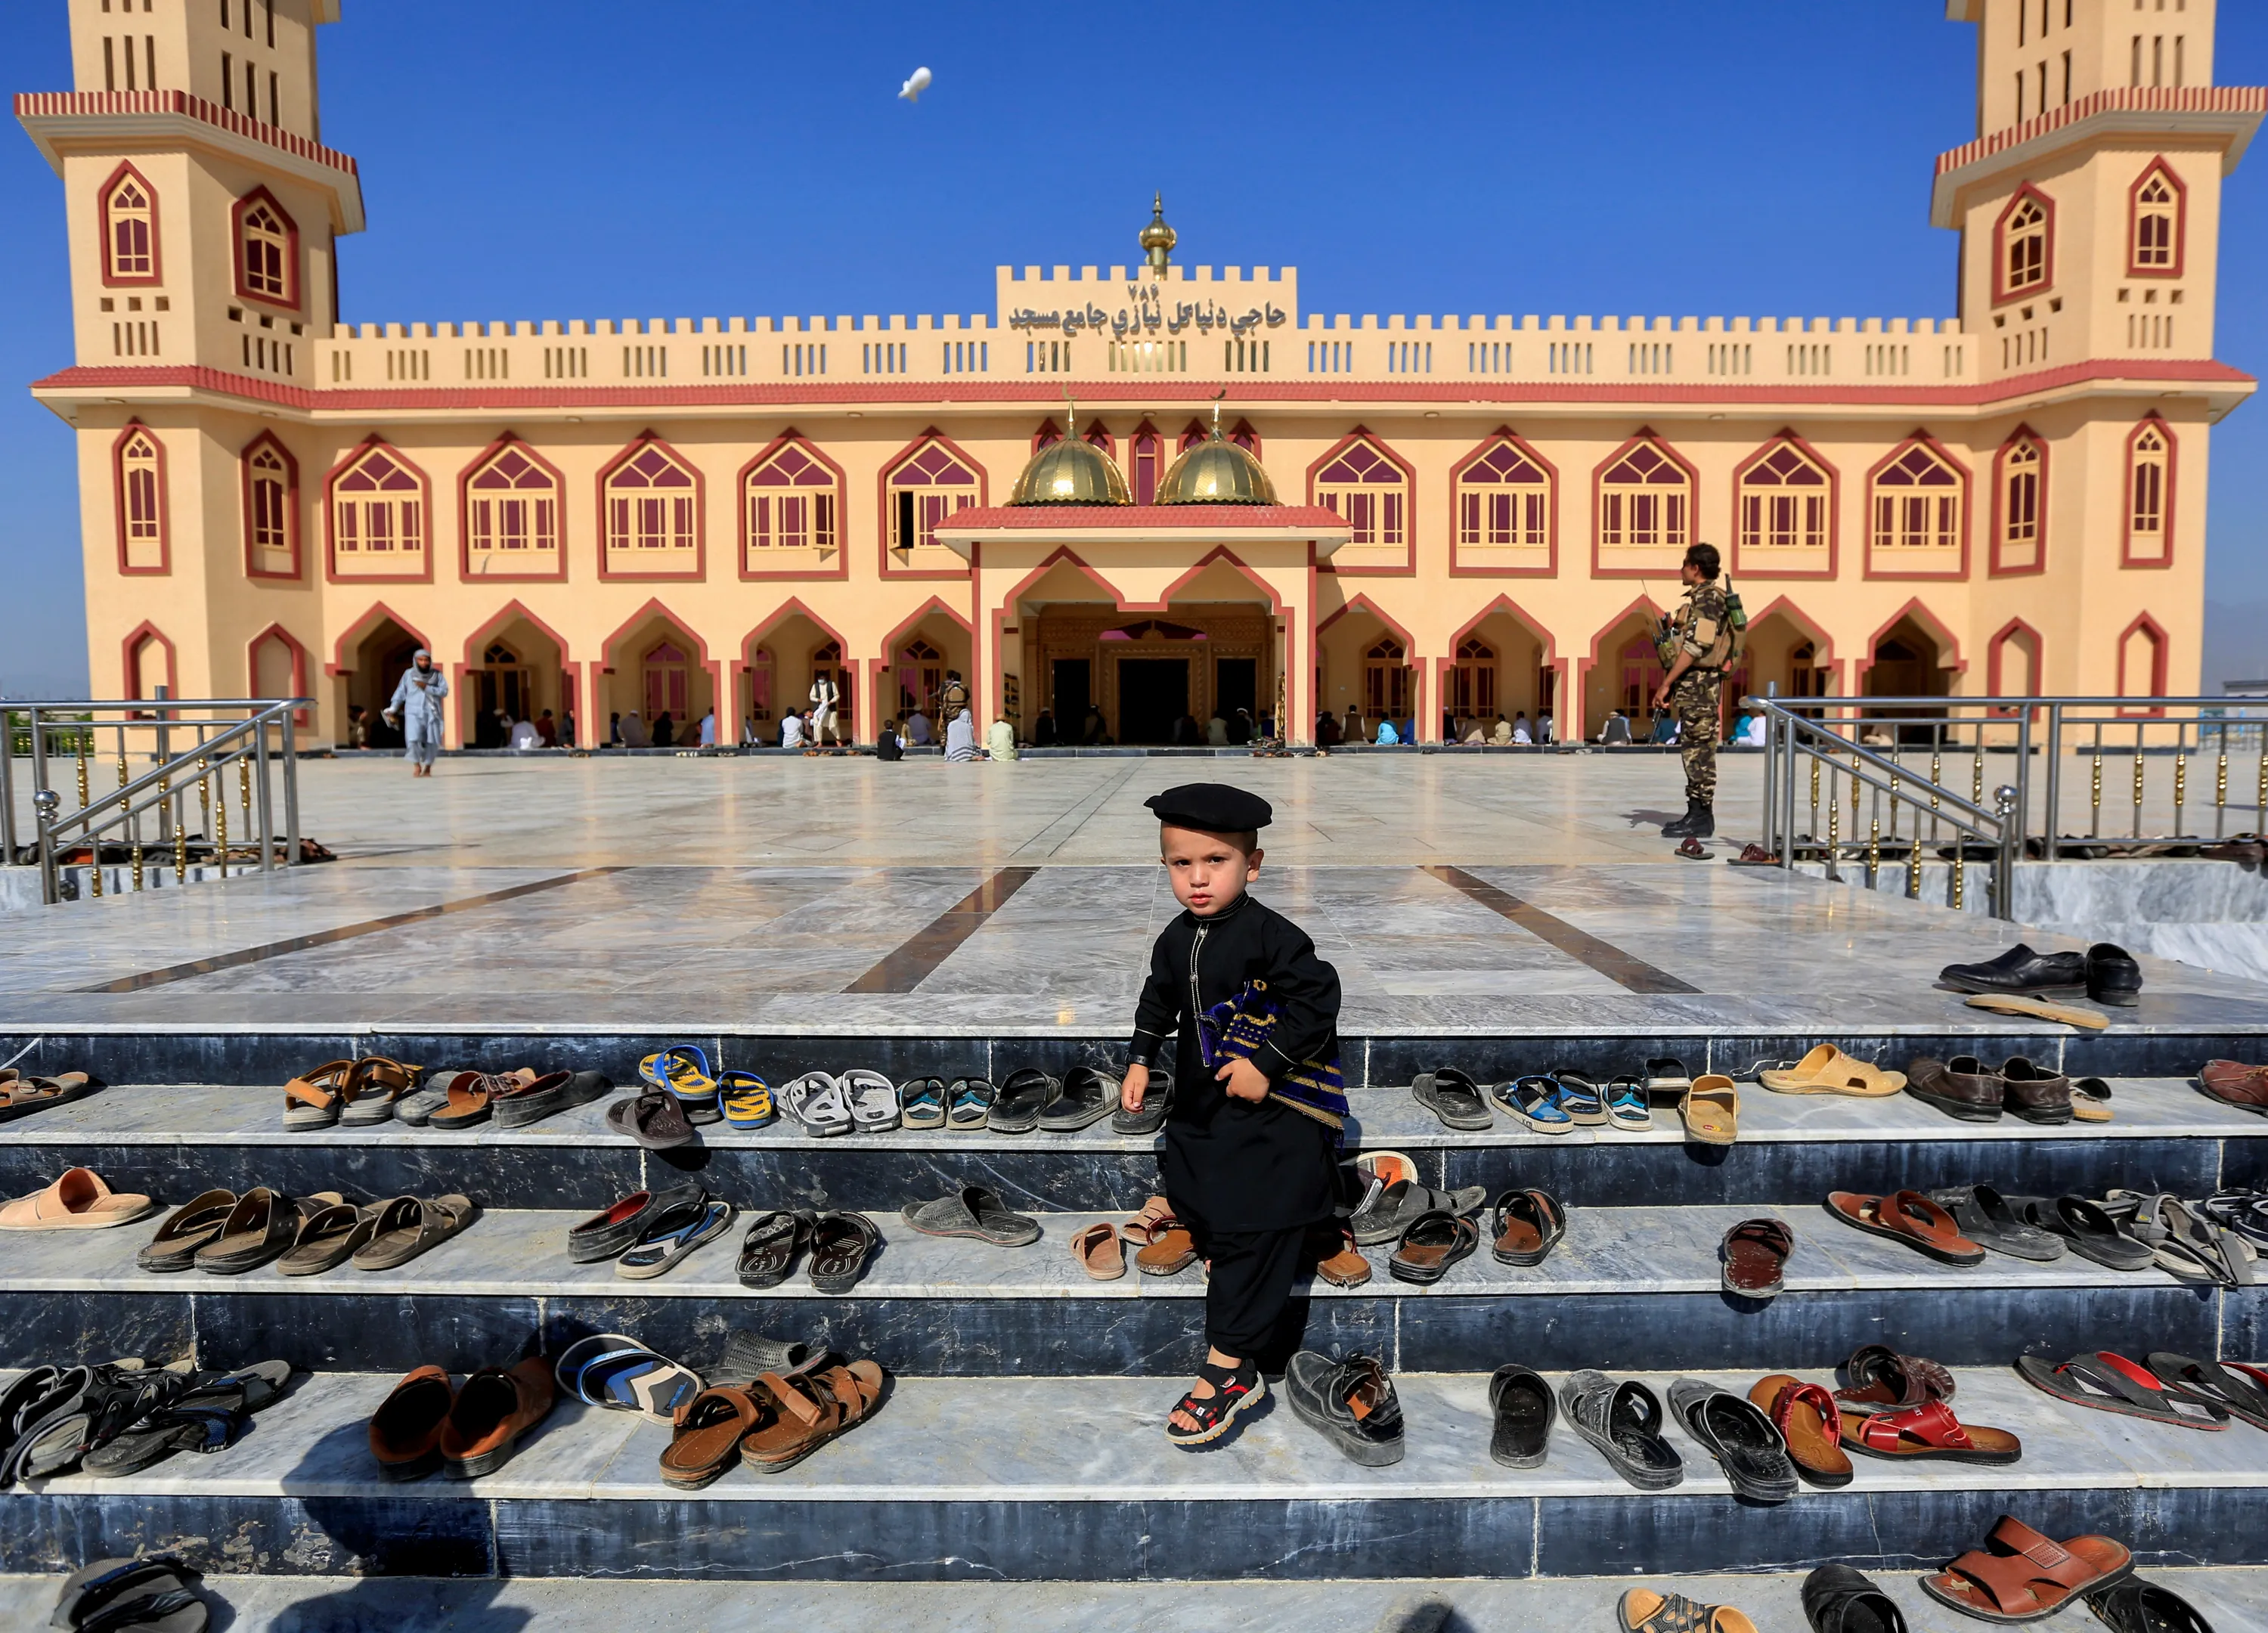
left=1650, top=542, right=1735, bottom=845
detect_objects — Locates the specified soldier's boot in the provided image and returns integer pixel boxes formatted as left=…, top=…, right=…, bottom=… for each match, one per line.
left=1661, top=802, right=1715, bottom=839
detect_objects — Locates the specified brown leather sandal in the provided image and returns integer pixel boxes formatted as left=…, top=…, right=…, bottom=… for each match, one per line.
left=740, top=1362, right=885, bottom=1472
left=1838, top=1398, right=2022, bottom=1464
left=1071, top=1222, right=1125, bottom=1281
left=1836, top=1343, right=1957, bottom=1408
left=1825, top=1189, right=1987, bottom=1266
left=283, top=1059, right=358, bottom=1130
left=1136, top=1221, right=1198, bottom=1276
left=659, top=1385, right=760, bottom=1489
left=1121, top=1195, right=1174, bottom=1248
left=1748, top=1374, right=1851, bottom=1487
left=1921, top=1514, right=2133, bottom=1622
left=1719, top=1219, right=1795, bottom=1298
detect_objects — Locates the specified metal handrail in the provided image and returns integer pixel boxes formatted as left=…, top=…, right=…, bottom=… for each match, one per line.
left=1744, top=690, right=2268, bottom=918
left=3, top=698, right=306, bottom=906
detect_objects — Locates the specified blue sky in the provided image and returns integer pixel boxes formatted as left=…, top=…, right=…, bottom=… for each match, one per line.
left=1, top=0, right=2261, bottom=696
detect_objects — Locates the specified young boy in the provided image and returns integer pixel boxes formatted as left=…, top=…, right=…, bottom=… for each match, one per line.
left=1121, top=782, right=1346, bottom=1447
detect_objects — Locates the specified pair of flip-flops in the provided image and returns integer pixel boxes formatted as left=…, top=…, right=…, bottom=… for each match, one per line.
left=554, top=1334, right=705, bottom=1424
left=638, top=1047, right=774, bottom=1128
left=2017, top=1349, right=2268, bottom=1432
left=782, top=1070, right=898, bottom=1136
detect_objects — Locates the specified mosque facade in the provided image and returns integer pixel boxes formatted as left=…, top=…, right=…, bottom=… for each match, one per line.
left=17, top=0, right=2265, bottom=745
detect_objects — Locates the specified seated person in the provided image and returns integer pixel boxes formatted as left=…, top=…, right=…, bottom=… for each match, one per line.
left=875, top=716, right=904, bottom=761
left=1598, top=711, right=1633, bottom=745
left=1229, top=709, right=1254, bottom=745
left=1649, top=713, right=1679, bottom=745
left=904, top=709, right=935, bottom=745
left=780, top=711, right=807, bottom=749
left=1080, top=705, right=1107, bottom=745
left=1463, top=720, right=1486, bottom=745
left=534, top=709, right=559, bottom=748
left=1740, top=712, right=1770, bottom=747
left=1314, top=711, right=1342, bottom=748
left=1032, top=709, right=1058, bottom=748
left=1538, top=713, right=1554, bottom=745
left=1493, top=715, right=1517, bottom=745
left=1206, top=711, right=1230, bottom=747
left=1375, top=717, right=1401, bottom=745
left=618, top=711, right=651, bottom=748
left=508, top=717, right=541, bottom=751
left=652, top=711, right=677, bottom=748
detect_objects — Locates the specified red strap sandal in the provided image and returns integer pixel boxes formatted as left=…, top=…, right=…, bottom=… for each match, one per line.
left=1162, top=1361, right=1266, bottom=1449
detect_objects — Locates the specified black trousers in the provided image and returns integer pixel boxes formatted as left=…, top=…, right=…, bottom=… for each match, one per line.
left=1183, top=1210, right=1313, bottom=1360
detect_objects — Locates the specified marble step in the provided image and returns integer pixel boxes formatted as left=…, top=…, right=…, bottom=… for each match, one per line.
left=4, top=1078, right=2260, bottom=1213
left=5, top=1201, right=2256, bottom=1375
left=5, top=1569, right=2266, bottom=1633
left=3, top=1014, right=2258, bottom=1100
left=5, top=1368, right=2266, bottom=1582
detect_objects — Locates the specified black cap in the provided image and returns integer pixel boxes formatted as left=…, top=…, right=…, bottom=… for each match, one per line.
left=1146, top=782, right=1272, bottom=833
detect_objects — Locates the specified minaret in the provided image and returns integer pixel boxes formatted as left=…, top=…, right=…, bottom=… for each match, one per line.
left=17, top=0, right=365, bottom=383
left=1935, top=0, right=2258, bottom=377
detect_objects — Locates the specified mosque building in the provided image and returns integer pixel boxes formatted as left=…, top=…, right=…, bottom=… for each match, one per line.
left=17, top=0, right=2263, bottom=745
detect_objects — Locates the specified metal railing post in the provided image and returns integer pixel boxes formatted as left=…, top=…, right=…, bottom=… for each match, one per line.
left=1993, top=783, right=2020, bottom=922
left=33, top=789, right=60, bottom=906
left=29, top=708, right=51, bottom=829
left=1758, top=687, right=1778, bottom=857
left=0, top=708, right=15, bottom=862
left=254, top=718, right=275, bottom=875
left=2015, top=708, right=2033, bottom=861
left=282, top=706, right=301, bottom=866
left=2043, top=702, right=2062, bottom=862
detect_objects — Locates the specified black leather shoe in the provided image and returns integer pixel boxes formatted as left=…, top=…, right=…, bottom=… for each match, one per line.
left=1936, top=942, right=2087, bottom=998
left=2087, top=941, right=2143, bottom=1007
left=1802, top=1563, right=1910, bottom=1632
left=568, top=1182, right=703, bottom=1263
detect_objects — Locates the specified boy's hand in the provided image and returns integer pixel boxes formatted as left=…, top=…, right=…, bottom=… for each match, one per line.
left=1121, top=1064, right=1149, bottom=1112
left=1217, top=1057, right=1270, bottom=1103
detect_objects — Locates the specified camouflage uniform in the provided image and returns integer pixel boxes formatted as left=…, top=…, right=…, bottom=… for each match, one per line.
left=1667, top=579, right=1730, bottom=809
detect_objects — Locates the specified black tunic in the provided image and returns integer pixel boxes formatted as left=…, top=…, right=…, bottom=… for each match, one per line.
left=1127, top=893, right=1343, bottom=1232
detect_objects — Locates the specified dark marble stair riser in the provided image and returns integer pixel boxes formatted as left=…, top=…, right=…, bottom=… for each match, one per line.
left=4, top=1133, right=2254, bottom=1216
left=4, top=1027, right=2259, bottom=1092
left=3, top=1283, right=2241, bottom=1376
left=5, top=1485, right=2263, bottom=1582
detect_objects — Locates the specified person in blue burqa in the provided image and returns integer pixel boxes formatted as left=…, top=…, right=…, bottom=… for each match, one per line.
left=383, top=649, right=449, bottom=777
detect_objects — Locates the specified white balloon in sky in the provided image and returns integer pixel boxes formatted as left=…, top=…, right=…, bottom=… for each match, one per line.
left=898, top=65, right=932, bottom=103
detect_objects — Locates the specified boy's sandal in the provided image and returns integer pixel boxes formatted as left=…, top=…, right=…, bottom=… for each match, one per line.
left=945, top=1078, right=993, bottom=1129
left=1748, top=1374, right=1853, bottom=1488
left=659, top=1386, right=759, bottom=1489
left=1550, top=1070, right=1606, bottom=1124
left=2015, top=1351, right=2229, bottom=1430
left=1135, top=1220, right=1197, bottom=1276
left=1616, top=1588, right=1761, bottom=1633
left=643, top=1046, right=723, bottom=1123
left=1163, top=1360, right=1264, bottom=1448
left=1836, top=1399, right=2021, bottom=1463
left=899, top=1077, right=947, bottom=1129
left=1121, top=1195, right=1174, bottom=1247
left=1495, top=1074, right=1572, bottom=1133
left=736, top=1210, right=812, bottom=1289
left=1920, top=1515, right=2133, bottom=1624
left=1070, top=1222, right=1125, bottom=1281
left=717, top=1072, right=774, bottom=1128
left=1309, top=1222, right=1373, bottom=1287
left=282, top=1059, right=357, bottom=1129
left=1680, top=1075, right=1740, bottom=1144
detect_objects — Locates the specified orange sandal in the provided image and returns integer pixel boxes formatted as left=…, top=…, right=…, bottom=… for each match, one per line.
left=1921, top=1514, right=2133, bottom=1623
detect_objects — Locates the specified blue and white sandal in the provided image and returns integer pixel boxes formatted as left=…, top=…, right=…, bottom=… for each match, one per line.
left=1553, top=1071, right=1607, bottom=1126
left=615, top=1195, right=736, bottom=1281
left=1495, top=1075, right=1574, bottom=1135
left=900, top=1078, right=947, bottom=1130
left=1605, top=1073, right=1653, bottom=1133
left=553, top=1334, right=705, bottom=1423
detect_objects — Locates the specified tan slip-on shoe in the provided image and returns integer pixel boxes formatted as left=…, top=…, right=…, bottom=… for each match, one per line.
left=0, top=1167, right=159, bottom=1230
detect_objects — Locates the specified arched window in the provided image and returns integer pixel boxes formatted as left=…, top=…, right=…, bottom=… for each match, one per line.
left=743, top=439, right=840, bottom=567
left=1313, top=436, right=1409, bottom=548
left=1596, top=435, right=1692, bottom=558
left=1988, top=621, right=2041, bottom=704
left=1996, top=187, right=2052, bottom=302
left=2125, top=418, right=2174, bottom=566
left=241, top=432, right=297, bottom=578
left=1451, top=637, right=1497, bottom=718
left=101, top=165, right=157, bottom=283
left=1363, top=637, right=1409, bottom=719
left=603, top=438, right=699, bottom=568
left=330, top=441, right=426, bottom=574
left=1083, top=420, right=1114, bottom=456
left=1993, top=432, right=2046, bottom=574
left=897, top=637, right=943, bottom=715
left=2129, top=161, right=2185, bottom=277
left=125, top=624, right=175, bottom=705
left=1737, top=438, right=1832, bottom=557
left=249, top=627, right=306, bottom=716
left=114, top=423, right=167, bottom=572
left=887, top=438, right=981, bottom=555
left=1032, top=419, right=1063, bottom=452
left=1130, top=423, right=1163, bottom=505
left=2117, top=615, right=2167, bottom=711
left=1455, top=438, right=1552, bottom=553
left=1869, top=438, right=1966, bottom=566
left=465, top=441, right=562, bottom=570
left=233, top=187, right=297, bottom=307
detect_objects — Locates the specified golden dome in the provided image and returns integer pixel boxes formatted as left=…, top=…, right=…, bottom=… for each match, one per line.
left=1009, top=427, right=1132, bottom=507
left=1139, top=193, right=1176, bottom=274
left=1157, top=421, right=1277, bottom=505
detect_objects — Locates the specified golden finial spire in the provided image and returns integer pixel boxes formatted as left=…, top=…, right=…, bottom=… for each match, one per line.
left=1139, top=194, right=1177, bottom=276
